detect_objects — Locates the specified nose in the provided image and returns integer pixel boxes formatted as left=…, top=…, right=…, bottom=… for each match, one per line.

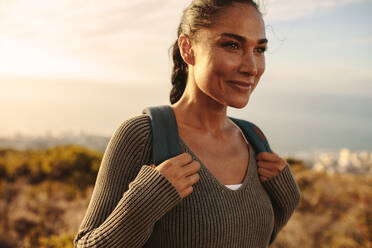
left=239, top=50, right=257, bottom=77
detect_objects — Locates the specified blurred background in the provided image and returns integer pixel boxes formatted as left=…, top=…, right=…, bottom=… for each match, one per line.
left=0, top=0, right=371, bottom=247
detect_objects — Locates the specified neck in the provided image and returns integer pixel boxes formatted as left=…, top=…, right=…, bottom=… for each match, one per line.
left=171, top=78, right=231, bottom=138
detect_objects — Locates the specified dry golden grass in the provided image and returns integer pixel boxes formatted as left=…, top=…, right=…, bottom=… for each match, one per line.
left=272, top=161, right=372, bottom=248
left=0, top=148, right=371, bottom=247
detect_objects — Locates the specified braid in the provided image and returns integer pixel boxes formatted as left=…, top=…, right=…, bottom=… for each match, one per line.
left=170, top=26, right=188, bottom=104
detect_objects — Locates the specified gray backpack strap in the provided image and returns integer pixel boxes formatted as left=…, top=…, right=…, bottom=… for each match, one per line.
left=229, top=117, right=272, bottom=154
left=142, top=105, right=181, bottom=166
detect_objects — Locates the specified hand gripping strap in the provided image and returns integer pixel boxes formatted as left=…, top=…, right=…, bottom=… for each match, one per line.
left=142, top=105, right=181, bottom=166
left=228, top=117, right=272, bottom=154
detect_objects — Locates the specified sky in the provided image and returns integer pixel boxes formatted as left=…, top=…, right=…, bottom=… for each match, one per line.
left=0, top=0, right=371, bottom=154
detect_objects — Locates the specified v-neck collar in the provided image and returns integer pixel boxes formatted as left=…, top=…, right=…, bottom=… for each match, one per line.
left=178, top=134, right=255, bottom=192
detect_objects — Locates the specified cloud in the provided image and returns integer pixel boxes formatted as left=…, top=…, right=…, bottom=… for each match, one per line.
left=0, top=0, right=369, bottom=82
left=0, top=0, right=190, bottom=80
left=0, top=0, right=186, bottom=53
left=0, top=0, right=185, bottom=37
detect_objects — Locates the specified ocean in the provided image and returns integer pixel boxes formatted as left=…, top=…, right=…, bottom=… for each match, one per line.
left=1, top=78, right=371, bottom=156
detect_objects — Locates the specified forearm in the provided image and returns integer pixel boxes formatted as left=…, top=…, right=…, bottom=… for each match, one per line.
left=74, top=165, right=182, bottom=248
left=262, top=165, right=301, bottom=244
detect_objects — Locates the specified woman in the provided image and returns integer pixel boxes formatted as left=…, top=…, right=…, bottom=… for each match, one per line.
left=74, top=0, right=301, bottom=247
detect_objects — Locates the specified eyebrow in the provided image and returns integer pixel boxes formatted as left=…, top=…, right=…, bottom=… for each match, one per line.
left=219, top=32, right=268, bottom=44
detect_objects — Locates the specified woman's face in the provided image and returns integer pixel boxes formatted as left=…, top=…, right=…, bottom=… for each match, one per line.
left=191, top=3, right=267, bottom=108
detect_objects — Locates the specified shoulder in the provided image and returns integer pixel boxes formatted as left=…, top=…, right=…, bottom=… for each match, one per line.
left=108, top=114, right=153, bottom=153
left=99, top=114, right=154, bottom=176
left=115, top=114, right=152, bottom=136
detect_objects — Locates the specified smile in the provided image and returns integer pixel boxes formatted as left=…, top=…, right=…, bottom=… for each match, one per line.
left=227, top=80, right=253, bottom=92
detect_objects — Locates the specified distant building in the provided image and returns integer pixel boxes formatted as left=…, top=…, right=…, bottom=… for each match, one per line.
left=312, top=148, right=372, bottom=174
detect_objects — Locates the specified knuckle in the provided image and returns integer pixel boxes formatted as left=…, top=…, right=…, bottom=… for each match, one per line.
left=185, top=153, right=192, bottom=161
left=275, top=163, right=284, bottom=171
left=196, top=161, right=201, bottom=168
left=193, top=161, right=201, bottom=169
left=193, top=173, right=200, bottom=183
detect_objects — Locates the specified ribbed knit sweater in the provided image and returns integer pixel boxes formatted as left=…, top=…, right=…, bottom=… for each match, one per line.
left=74, top=114, right=301, bottom=248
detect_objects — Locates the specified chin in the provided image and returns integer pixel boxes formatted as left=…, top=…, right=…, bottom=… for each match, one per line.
left=229, top=97, right=250, bottom=109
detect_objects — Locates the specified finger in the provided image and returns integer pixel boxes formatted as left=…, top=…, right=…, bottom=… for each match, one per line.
left=257, top=160, right=284, bottom=173
left=257, top=167, right=277, bottom=178
left=260, top=160, right=287, bottom=172
left=182, top=161, right=201, bottom=176
left=256, top=152, right=269, bottom=161
left=278, top=162, right=287, bottom=171
left=256, top=152, right=280, bottom=162
left=182, top=186, right=194, bottom=198
left=185, top=173, right=200, bottom=186
left=270, top=151, right=285, bottom=165
left=166, top=152, right=193, bottom=168
left=271, top=150, right=282, bottom=158
left=178, top=173, right=199, bottom=191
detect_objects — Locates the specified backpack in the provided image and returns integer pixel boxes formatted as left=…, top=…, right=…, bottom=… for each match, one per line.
left=142, top=105, right=272, bottom=166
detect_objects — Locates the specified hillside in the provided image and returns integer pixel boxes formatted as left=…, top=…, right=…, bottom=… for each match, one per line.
left=0, top=146, right=371, bottom=247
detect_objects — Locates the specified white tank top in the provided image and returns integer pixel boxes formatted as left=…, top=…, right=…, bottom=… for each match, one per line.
left=225, top=183, right=243, bottom=190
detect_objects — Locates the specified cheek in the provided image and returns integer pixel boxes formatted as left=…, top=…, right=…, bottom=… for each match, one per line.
left=194, top=47, right=241, bottom=95
left=210, top=52, right=240, bottom=79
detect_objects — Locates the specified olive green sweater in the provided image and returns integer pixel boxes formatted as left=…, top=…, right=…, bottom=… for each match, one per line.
left=74, top=114, right=301, bottom=248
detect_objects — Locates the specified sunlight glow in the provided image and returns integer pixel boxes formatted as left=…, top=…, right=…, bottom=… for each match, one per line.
left=0, top=36, right=64, bottom=77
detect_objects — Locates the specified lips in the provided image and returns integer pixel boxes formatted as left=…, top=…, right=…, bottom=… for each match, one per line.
left=227, top=80, right=253, bottom=91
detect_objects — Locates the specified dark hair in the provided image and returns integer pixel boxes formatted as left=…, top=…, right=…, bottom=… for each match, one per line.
left=169, top=0, right=261, bottom=104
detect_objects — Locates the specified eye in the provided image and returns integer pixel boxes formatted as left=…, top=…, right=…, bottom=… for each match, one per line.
left=255, top=47, right=267, bottom=54
left=222, top=41, right=241, bottom=50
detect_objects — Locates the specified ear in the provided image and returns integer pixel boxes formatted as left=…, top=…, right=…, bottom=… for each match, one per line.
left=178, top=33, right=195, bottom=66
